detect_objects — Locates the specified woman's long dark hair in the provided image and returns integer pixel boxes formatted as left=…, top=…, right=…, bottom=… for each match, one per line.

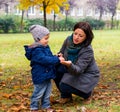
left=73, top=22, right=94, bottom=47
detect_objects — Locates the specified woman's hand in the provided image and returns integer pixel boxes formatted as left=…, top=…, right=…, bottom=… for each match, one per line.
left=61, top=60, right=72, bottom=67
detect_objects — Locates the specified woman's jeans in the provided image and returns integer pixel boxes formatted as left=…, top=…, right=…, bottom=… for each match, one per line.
left=54, top=65, right=92, bottom=99
left=30, top=80, right=51, bottom=110
left=59, top=82, right=92, bottom=99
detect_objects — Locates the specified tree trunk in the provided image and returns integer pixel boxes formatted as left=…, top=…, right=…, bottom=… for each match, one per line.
left=26, top=10, right=29, bottom=19
left=111, top=15, right=114, bottom=29
left=111, top=11, right=115, bottom=29
left=99, top=9, right=103, bottom=20
left=53, top=12, right=56, bottom=31
left=65, top=14, right=67, bottom=31
left=5, top=4, right=8, bottom=14
left=43, top=1, right=47, bottom=27
left=20, top=10, right=24, bottom=33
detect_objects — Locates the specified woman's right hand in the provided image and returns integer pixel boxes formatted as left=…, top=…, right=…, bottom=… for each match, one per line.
left=61, top=60, right=72, bottom=67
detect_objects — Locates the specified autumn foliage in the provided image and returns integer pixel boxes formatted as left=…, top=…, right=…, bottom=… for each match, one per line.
left=0, top=31, right=120, bottom=112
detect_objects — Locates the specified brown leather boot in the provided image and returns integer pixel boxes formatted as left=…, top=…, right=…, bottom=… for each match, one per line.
left=57, top=98, right=72, bottom=104
left=83, top=96, right=92, bottom=104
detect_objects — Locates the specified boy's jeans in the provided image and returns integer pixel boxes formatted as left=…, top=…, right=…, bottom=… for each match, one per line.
left=30, top=80, right=51, bottom=110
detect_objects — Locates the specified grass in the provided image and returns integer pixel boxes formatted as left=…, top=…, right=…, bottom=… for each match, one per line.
left=0, top=30, right=120, bottom=112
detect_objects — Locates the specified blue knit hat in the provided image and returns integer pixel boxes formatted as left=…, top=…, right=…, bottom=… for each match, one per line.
left=29, top=25, right=49, bottom=42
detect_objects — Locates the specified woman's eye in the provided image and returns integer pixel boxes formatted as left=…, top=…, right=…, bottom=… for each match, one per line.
left=79, top=35, right=83, bottom=38
left=74, top=33, right=77, bottom=35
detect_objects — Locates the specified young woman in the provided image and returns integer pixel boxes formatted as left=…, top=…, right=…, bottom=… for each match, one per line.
left=54, top=22, right=100, bottom=104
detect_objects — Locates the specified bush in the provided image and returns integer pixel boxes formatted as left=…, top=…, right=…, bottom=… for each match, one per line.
left=81, top=17, right=105, bottom=30
left=24, top=18, right=44, bottom=32
left=55, top=18, right=77, bottom=31
left=56, top=20, right=65, bottom=31
left=47, top=19, right=54, bottom=31
left=0, top=16, right=15, bottom=33
left=65, top=18, right=77, bottom=31
left=0, top=15, right=21, bottom=33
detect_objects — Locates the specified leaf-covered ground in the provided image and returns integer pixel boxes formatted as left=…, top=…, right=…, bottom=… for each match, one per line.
left=0, top=31, right=120, bottom=112
left=0, top=63, right=120, bottom=112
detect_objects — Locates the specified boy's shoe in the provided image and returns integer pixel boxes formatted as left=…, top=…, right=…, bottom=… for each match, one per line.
left=57, top=97, right=73, bottom=104
left=30, top=110, right=39, bottom=112
left=46, top=107, right=56, bottom=112
left=83, top=96, right=92, bottom=104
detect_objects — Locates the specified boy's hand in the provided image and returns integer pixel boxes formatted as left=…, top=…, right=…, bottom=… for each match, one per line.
left=59, top=56, right=65, bottom=62
left=57, top=53, right=63, bottom=57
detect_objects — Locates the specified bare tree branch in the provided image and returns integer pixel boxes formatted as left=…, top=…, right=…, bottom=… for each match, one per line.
left=87, top=0, right=107, bottom=20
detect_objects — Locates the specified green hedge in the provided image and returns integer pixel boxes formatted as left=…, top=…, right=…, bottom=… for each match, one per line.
left=80, top=17, right=105, bottom=30
left=0, top=15, right=21, bottom=33
left=1, top=15, right=120, bottom=33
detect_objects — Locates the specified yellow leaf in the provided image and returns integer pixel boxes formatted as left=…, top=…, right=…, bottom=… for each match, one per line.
left=2, top=93, right=12, bottom=99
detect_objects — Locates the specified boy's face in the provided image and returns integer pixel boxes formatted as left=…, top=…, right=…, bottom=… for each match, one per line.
left=39, top=34, right=50, bottom=46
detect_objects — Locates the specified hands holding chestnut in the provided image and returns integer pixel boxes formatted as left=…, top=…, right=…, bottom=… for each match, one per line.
left=58, top=53, right=72, bottom=67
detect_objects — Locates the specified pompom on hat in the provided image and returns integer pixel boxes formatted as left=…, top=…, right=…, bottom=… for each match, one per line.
left=29, top=25, right=50, bottom=42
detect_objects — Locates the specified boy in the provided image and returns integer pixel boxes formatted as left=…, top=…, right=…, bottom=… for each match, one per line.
left=24, top=25, right=64, bottom=112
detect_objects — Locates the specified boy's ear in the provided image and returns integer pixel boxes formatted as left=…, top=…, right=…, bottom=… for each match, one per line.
left=37, top=38, right=40, bottom=41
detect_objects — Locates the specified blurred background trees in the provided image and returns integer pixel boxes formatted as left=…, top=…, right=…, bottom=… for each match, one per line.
left=0, top=0, right=120, bottom=33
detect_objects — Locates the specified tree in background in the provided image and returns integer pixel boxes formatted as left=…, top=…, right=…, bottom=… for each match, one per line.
left=0, top=0, right=15, bottom=14
left=60, top=0, right=79, bottom=30
left=44, top=0, right=68, bottom=31
left=87, top=0, right=120, bottom=29
left=0, top=0, right=12, bottom=5
left=87, top=0, right=106, bottom=21
left=18, top=0, right=68, bottom=27
left=106, top=0, right=120, bottom=29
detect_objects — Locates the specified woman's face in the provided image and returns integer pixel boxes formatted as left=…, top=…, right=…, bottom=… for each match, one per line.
left=73, top=28, right=86, bottom=44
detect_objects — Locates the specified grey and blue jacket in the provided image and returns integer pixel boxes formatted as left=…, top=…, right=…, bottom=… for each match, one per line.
left=60, top=36, right=100, bottom=93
